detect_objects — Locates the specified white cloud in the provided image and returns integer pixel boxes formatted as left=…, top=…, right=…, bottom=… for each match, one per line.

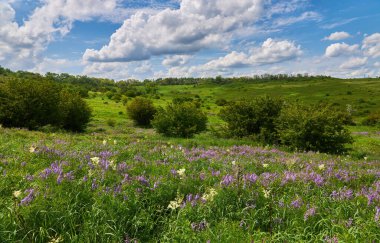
left=164, top=38, right=302, bottom=77
left=273, top=11, right=321, bottom=27
left=374, top=62, right=380, bottom=68
left=323, top=31, right=351, bottom=41
left=0, top=0, right=122, bottom=69
left=162, top=55, right=191, bottom=67
left=250, top=38, right=302, bottom=64
left=362, top=33, right=380, bottom=58
left=339, top=57, right=367, bottom=69
left=325, top=43, right=359, bottom=58
left=83, top=62, right=129, bottom=80
left=83, top=0, right=266, bottom=63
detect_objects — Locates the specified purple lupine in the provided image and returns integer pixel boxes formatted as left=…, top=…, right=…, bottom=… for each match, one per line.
left=25, top=174, right=34, bottom=181
left=91, top=179, right=98, bottom=190
left=245, top=173, right=258, bottom=184
left=375, top=207, right=380, bottom=222
left=220, top=174, right=234, bottom=187
left=290, top=198, right=303, bottom=209
left=304, top=207, right=316, bottom=221
left=20, top=189, right=35, bottom=206
left=122, top=174, right=132, bottom=184
left=137, top=175, right=149, bottom=187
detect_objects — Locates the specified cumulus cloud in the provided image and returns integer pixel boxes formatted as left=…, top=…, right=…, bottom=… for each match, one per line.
left=339, top=57, right=367, bottom=69
left=162, top=55, right=191, bottom=67
left=362, top=33, right=380, bottom=58
left=325, top=43, right=359, bottom=57
left=374, top=62, right=380, bottom=68
left=323, top=31, right=351, bottom=41
left=0, top=0, right=122, bottom=69
left=83, top=0, right=266, bottom=63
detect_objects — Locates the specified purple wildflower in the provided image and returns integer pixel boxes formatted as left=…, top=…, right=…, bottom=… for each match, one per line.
left=220, top=174, right=234, bottom=187
left=304, top=207, right=316, bottom=221
left=137, top=175, right=149, bottom=187
left=290, top=198, right=303, bottom=209
left=375, top=207, right=380, bottom=222
left=20, top=189, right=35, bottom=206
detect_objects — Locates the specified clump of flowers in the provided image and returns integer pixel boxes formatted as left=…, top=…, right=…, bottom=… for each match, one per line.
left=202, top=188, right=218, bottom=202
left=191, top=220, right=207, bottom=232
left=304, top=207, right=316, bottom=221
left=168, top=195, right=184, bottom=210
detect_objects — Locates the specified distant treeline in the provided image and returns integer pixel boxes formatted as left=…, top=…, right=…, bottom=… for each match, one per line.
left=0, top=65, right=369, bottom=97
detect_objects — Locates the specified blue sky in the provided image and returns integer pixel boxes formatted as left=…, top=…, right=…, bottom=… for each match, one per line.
left=0, top=0, right=379, bottom=80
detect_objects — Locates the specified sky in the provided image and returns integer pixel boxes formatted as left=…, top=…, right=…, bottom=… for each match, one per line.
left=0, top=0, right=380, bottom=80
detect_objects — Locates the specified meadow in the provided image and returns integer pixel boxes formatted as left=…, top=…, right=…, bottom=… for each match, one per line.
left=1, top=76, right=380, bottom=242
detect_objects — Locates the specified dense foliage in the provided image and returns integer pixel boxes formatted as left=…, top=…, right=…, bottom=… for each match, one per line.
left=276, top=103, right=353, bottom=153
left=126, top=97, right=156, bottom=126
left=0, top=78, right=91, bottom=131
left=219, top=96, right=284, bottom=143
left=152, top=101, right=207, bottom=137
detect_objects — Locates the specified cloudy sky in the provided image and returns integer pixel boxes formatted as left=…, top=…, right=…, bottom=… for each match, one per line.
left=0, top=0, right=379, bottom=80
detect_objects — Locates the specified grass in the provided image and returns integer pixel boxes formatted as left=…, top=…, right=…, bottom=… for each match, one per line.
left=0, top=77, right=380, bottom=242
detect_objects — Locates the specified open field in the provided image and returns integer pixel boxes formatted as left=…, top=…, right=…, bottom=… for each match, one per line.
left=1, top=77, right=379, bottom=242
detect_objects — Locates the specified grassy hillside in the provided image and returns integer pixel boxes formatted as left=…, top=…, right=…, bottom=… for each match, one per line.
left=1, top=75, right=380, bottom=241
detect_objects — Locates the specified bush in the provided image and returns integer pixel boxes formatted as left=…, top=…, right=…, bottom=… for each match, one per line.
left=276, top=103, right=353, bottom=154
left=0, top=79, right=91, bottom=131
left=58, top=89, right=92, bottom=132
left=152, top=102, right=207, bottom=137
left=127, top=97, right=156, bottom=126
left=219, top=96, right=284, bottom=143
left=362, top=111, right=380, bottom=126
left=215, top=98, right=228, bottom=106
left=0, top=78, right=61, bottom=129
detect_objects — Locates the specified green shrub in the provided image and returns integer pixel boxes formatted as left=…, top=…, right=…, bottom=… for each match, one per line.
left=215, top=98, right=228, bottom=106
left=362, top=111, right=380, bottom=126
left=127, top=97, right=156, bottom=126
left=58, top=90, right=92, bottom=132
left=276, top=103, right=353, bottom=154
left=0, top=79, right=91, bottom=131
left=219, top=96, right=284, bottom=143
left=0, top=78, right=61, bottom=129
left=152, top=102, right=207, bottom=137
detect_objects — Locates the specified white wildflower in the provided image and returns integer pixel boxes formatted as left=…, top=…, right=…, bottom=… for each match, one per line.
left=114, top=140, right=117, bottom=145
left=102, top=140, right=107, bottom=145
left=90, top=157, right=100, bottom=165
left=263, top=163, right=269, bottom=168
left=168, top=196, right=183, bottom=210
left=202, top=188, right=218, bottom=202
left=177, top=168, right=186, bottom=178
left=232, top=160, right=236, bottom=166
left=263, top=189, right=271, bottom=199
left=13, top=190, right=22, bottom=198
left=29, top=146, right=36, bottom=153
left=318, top=164, right=325, bottom=171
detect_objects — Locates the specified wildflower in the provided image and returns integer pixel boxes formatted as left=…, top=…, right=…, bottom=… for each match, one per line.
left=109, top=160, right=116, bottom=170
left=29, top=146, right=36, bottom=153
left=177, top=168, right=186, bottom=178
left=49, top=236, right=63, bottom=243
left=304, top=207, right=316, bottom=221
left=232, top=160, right=236, bottom=166
left=114, top=140, right=117, bottom=145
left=20, top=189, right=35, bottom=206
left=191, top=220, right=208, bottom=231
left=263, top=189, right=271, bottom=199
left=13, top=190, right=22, bottom=198
left=103, top=140, right=107, bottom=145
left=291, top=198, right=303, bottom=209
left=318, top=164, right=325, bottom=171
left=375, top=206, right=380, bottom=222
left=220, top=174, right=234, bottom=186
left=90, top=157, right=100, bottom=165
left=263, top=163, right=269, bottom=168
left=168, top=196, right=183, bottom=210
left=202, top=188, right=218, bottom=202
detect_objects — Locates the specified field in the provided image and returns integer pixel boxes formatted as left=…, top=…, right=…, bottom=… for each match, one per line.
left=1, top=77, right=380, bottom=242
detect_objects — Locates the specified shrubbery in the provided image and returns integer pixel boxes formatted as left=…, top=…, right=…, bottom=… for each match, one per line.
left=127, top=97, right=156, bottom=126
left=219, top=96, right=284, bottom=143
left=362, top=111, right=380, bottom=126
left=219, top=97, right=353, bottom=154
left=0, top=78, right=91, bottom=131
left=276, top=103, right=353, bottom=153
left=152, top=101, right=207, bottom=138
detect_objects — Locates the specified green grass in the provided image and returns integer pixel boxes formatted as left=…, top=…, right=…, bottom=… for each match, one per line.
left=1, top=77, right=380, bottom=242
